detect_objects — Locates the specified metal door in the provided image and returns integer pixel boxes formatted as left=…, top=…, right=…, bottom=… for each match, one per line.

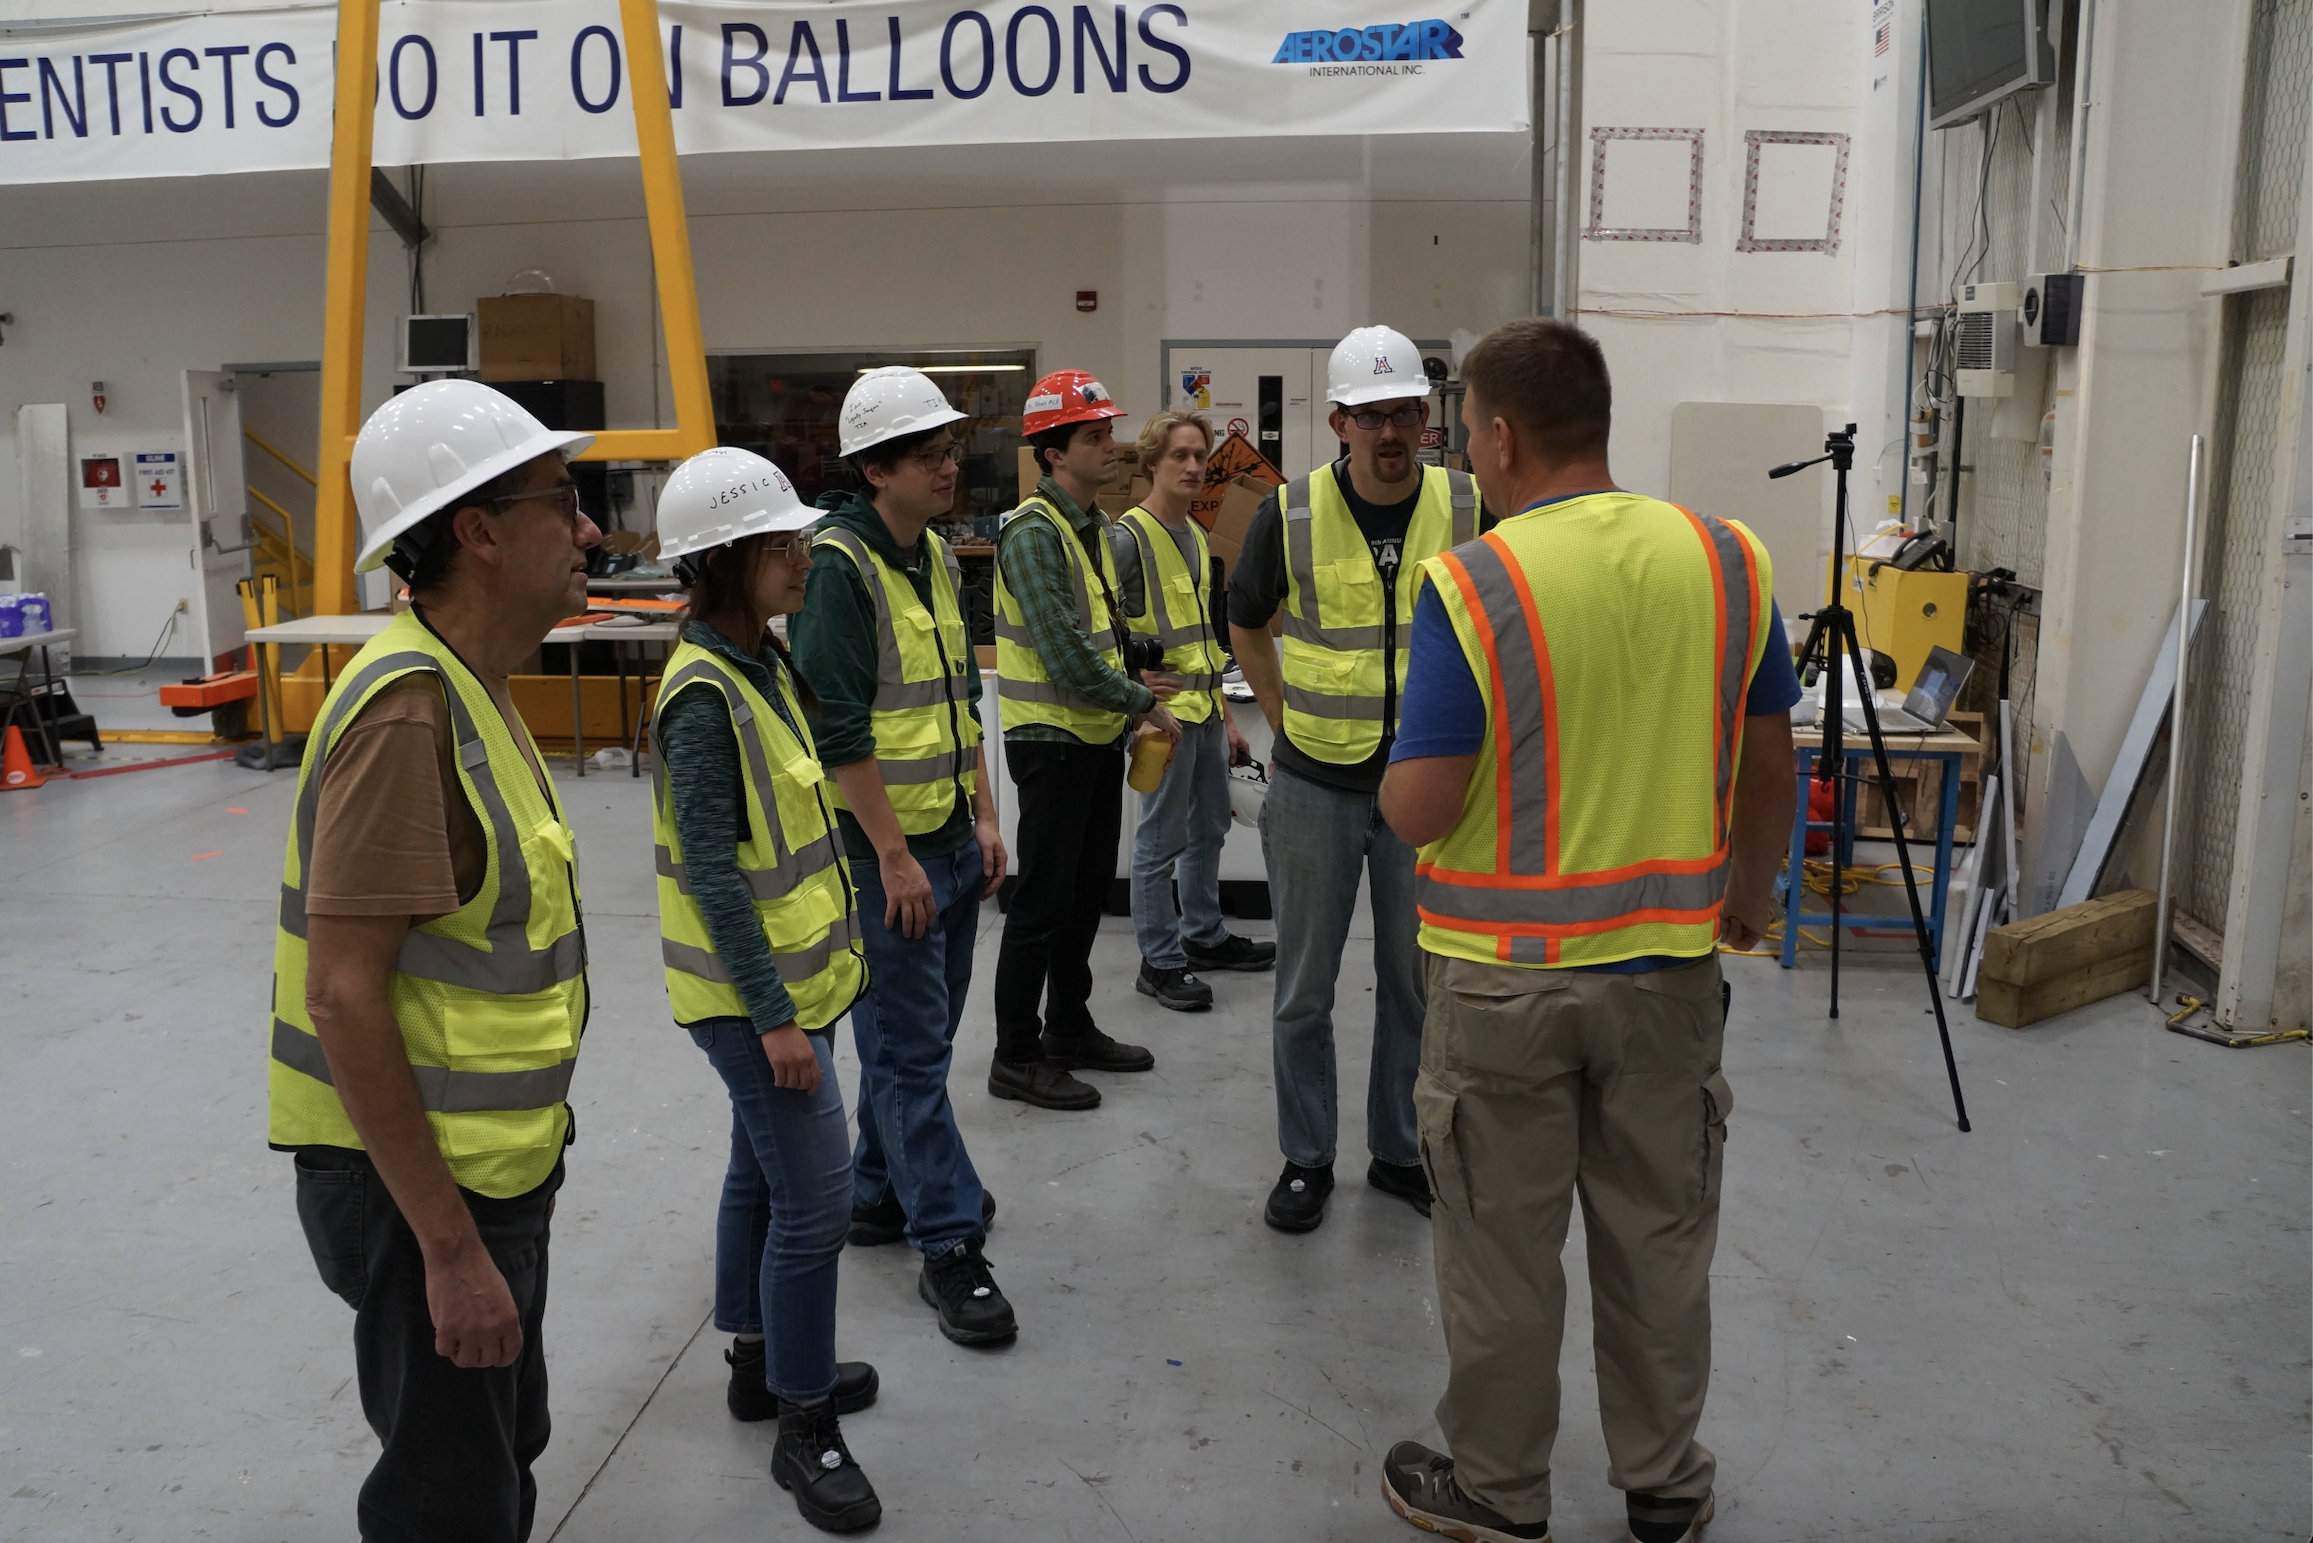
left=1171, top=347, right=1320, bottom=475
left=181, top=370, right=251, bottom=662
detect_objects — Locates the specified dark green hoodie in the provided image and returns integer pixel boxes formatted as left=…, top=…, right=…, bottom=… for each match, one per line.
left=792, top=489, right=984, bottom=862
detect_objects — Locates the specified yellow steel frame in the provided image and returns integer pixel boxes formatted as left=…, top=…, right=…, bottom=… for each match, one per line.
left=311, top=0, right=716, bottom=614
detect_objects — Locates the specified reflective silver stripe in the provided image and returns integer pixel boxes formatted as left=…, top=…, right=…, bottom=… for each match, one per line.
left=1416, top=860, right=1728, bottom=926
left=877, top=746, right=968, bottom=785
left=1170, top=672, right=1224, bottom=691
left=1446, top=467, right=1479, bottom=546
left=271, top=1017, right=574, bottom=1113
left=1013, top=500, right=1101, bottom=634
left=661, top=909, right=862, bottom=987
left=1281, top=614, right=1385, bottom=649
left=281, top=643, right=582, bottom=995
left=997, top=675, right=1104, bottom=709
left=812, top=528, right=904, bottom=688
left=1688, top=511, right=1757, bottom=821
left=1280, top=476, right=1323, bottom=636
left=991, top=615, right=1036, bottom=646
left=660, top=660, right=789, bottom=863
left=1449, top=537, right=1554, bottom=874
left=1284, top=682, right=1385, bottom=721
left=656, top=830, right=842, bottom=902
left=872, top=676, right=958, bottom=711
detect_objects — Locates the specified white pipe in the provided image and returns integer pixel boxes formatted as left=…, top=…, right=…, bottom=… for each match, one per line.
left=2064, top=0, right=2098, bottom=269
left=1529, top=14, right=1549, bottom=315
left=2150, top=434, right=2202, bottom=1005
left=2026, top=0, right=2062, bottom=277
left=1551, top=0, right=1579, bottom=321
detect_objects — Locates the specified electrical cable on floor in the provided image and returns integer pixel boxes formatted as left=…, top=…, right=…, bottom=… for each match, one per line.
left=77, top=607, right=181, bottom=676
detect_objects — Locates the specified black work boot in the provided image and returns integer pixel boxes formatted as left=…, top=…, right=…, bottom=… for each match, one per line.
left=848, top=1189, right=997, bottom=1247
left=1626, top=1489, right=1714, bottom=1543
left=1367, top=1158, right=1433, bottom=1218
left=917, top=1239, right=1019, bottom=1347
left=1184, top=932, right=1278, bottom=972
left=1381, top=1440, right=1548, bottom=1541
left=1042, top=1026, right=1156, bottom=1072
left=1137, top=961, right=1214, bottom=1012
left=988, top=1056, right=1102, bottom=1110
left=770, top=1399, right=881, bottom=1533
left=726, top=1339, right=880, bottom=1421
left=1264, top=1161, right=1335, bottom=1233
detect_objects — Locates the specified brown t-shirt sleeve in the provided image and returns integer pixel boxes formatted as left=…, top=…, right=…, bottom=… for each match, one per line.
left=305, top=675, right=487, bottom=920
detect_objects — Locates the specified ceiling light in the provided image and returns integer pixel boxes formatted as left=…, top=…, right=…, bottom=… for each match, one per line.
left=855, top=363, right=1028, bottom=374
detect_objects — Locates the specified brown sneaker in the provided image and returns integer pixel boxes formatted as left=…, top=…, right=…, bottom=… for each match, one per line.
left=1381, top=1441, right=1548, bottom=1542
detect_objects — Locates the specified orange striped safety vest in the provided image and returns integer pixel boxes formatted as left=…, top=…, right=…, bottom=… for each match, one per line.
left=1411, top=491, right=1773, bottom=968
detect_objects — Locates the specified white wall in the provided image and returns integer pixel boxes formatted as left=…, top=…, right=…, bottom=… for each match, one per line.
left=2, top=138, right=1529, bottom=656
left=1579, top=0, right=1866, bottom=553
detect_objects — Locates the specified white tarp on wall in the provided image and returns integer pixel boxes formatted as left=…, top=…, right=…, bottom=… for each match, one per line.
left=0, top=0, right=1527, bottom=184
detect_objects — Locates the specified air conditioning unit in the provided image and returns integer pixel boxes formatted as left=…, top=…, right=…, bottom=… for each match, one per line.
left=1956, top=283, right=2018, bottom=397
left=2021, top=272, right=2083, bottom=347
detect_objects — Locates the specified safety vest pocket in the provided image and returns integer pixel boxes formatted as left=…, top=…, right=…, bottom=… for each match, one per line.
left=444, top=989, right=579, bottom=1061
left=436, top=1105, right=565, bottom=1158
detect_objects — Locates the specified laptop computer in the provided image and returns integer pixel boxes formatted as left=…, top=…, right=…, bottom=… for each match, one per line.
left=1849, top=644, right=1974, bottom=733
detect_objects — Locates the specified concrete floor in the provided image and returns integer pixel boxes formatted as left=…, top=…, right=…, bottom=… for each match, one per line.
left=0, top=755, right=2305, bottom=1543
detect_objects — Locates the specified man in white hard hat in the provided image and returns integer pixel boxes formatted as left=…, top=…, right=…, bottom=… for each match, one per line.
left=790, top=368, right=1018, bottom=1349
left=1227, top=324, right=1483, bottom=1234
left=268, top=379, right=599, bottom=1541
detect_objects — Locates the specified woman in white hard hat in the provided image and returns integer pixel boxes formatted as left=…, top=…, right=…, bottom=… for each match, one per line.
left=648, top=447, right=878, bottom=1533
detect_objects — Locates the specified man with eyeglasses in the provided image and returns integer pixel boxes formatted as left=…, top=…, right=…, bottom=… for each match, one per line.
left=270, top=380, right=599, bottom=1541
left=792, top=367, right=1019, bottom=1349
left=1227, top=325, right=1485, bottom=1235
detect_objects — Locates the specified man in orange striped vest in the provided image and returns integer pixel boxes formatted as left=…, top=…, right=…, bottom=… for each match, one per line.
left=1375, top=319, right=1799, bottom=1543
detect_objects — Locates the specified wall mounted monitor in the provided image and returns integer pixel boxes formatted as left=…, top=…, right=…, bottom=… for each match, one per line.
left=1926, top=0, right=2056, bottom=130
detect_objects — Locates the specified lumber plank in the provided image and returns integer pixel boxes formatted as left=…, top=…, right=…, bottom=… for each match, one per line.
left=1975, top=951, right=2153, bottom=1028
left=1980, top=889, right=2156, bottom=986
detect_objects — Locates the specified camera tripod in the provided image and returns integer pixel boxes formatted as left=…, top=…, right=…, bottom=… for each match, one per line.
left=1772, top=425, right=1971, bottom=1132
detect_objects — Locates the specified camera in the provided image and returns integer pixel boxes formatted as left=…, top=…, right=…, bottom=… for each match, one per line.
left=1122, top=634, right=1167, bottom=672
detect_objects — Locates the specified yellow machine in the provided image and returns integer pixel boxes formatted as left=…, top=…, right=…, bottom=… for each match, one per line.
left=1827, top=557, right=1968, bottom=688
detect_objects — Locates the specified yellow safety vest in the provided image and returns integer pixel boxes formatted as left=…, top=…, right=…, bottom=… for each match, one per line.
left=993, top=496, right=1130, bottom=743
left=1279, top=463, right=1478, bottom=763
left=1118, top=506, right=1227, bottom=726
left=811, top=525, right=981, bottom=834
left=268, top=609, right=586, bottom=1200
left=1413, top=493, right=1775, bottom=968
left=651, top=644, right=867, bottom=1031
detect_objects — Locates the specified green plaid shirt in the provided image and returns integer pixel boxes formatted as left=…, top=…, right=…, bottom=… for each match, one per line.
left=997, top=476, right=1156, bottom=744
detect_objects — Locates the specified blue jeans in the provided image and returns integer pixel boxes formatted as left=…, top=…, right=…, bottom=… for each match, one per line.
left=849, top=843, right=989, bottom=1255
left=1258, top=764, right=1425, bottom=1170
left=1131, top=711, right=1233, bottom=969
left=686, top=1021, right=852, bottom=1404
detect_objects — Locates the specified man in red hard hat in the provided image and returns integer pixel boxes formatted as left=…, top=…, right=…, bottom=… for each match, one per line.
left=988, top=370, right=1180, bottom=1113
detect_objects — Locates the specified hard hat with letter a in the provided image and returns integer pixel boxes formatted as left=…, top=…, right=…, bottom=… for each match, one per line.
left=351, top=378, right=595, bottom=574
left=840, top=366, right=968, bottom=457
left=1022, top=369, right=1127, bottom=436
left=655, top=447, right=816, bottom=566
left=1325, top=325, right=1427, bottom=408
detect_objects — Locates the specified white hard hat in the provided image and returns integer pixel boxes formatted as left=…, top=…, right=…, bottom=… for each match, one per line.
left=351, top=379, right=594, bottom=574
left=656, top=447, right=816, bottom=563
left=1227, top=762, right=1269, bottom=829
left=1326, top=325, right=1428, bottom=407
left=840, top=366, right=968, bottom=458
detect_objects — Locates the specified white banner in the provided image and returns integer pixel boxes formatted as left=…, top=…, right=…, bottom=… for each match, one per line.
left=0, top=1, right=1526, bottom=185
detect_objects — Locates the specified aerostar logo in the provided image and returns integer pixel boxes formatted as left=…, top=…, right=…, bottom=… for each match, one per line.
left=1271, top=20, right=1466, bottom=68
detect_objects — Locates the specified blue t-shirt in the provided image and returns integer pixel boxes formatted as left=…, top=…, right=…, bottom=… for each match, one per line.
left=1390, top=495, right=1802, bottom=972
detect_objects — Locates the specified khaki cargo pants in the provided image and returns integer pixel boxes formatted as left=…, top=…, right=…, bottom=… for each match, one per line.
left=1415, top=950, right=1731, bottom=1525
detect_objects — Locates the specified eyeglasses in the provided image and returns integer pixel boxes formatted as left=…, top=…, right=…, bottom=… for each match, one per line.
left=908, top=440, right=966, bottom=469
left=488, top=481, right=584, bottom=524
left=758, top=531, right=812, bottom=562
left=1346, top=406, right=1426, bottom=431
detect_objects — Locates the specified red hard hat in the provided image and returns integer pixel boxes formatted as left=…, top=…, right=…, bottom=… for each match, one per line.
left=1022, top=369, right=1126, bottom=437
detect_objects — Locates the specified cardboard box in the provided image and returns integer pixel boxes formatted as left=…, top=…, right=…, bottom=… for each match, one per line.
left=478, top=294, right=597, bottom=382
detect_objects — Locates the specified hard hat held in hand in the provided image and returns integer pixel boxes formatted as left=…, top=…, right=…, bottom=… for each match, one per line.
left=657, top=447, right=816, bottom=563
left=1326, top=326, right=1427, bottom=407
left=841, top=366, right=968, bottom=457
left=352, top=379, right=595, bottom=573
left=1022, top=369, right=1126, bottom=436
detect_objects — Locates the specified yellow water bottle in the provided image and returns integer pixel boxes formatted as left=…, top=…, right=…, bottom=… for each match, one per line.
left=1127, top=728, right=1175, bottom=793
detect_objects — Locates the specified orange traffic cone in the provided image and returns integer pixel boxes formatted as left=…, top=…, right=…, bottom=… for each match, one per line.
left=1, top=723, right=46, bottom=790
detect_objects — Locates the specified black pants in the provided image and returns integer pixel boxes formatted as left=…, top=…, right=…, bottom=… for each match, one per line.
left=294, top=1147, right=562, bottom=1543
left=994, top=734, right=1124, bottom=1061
